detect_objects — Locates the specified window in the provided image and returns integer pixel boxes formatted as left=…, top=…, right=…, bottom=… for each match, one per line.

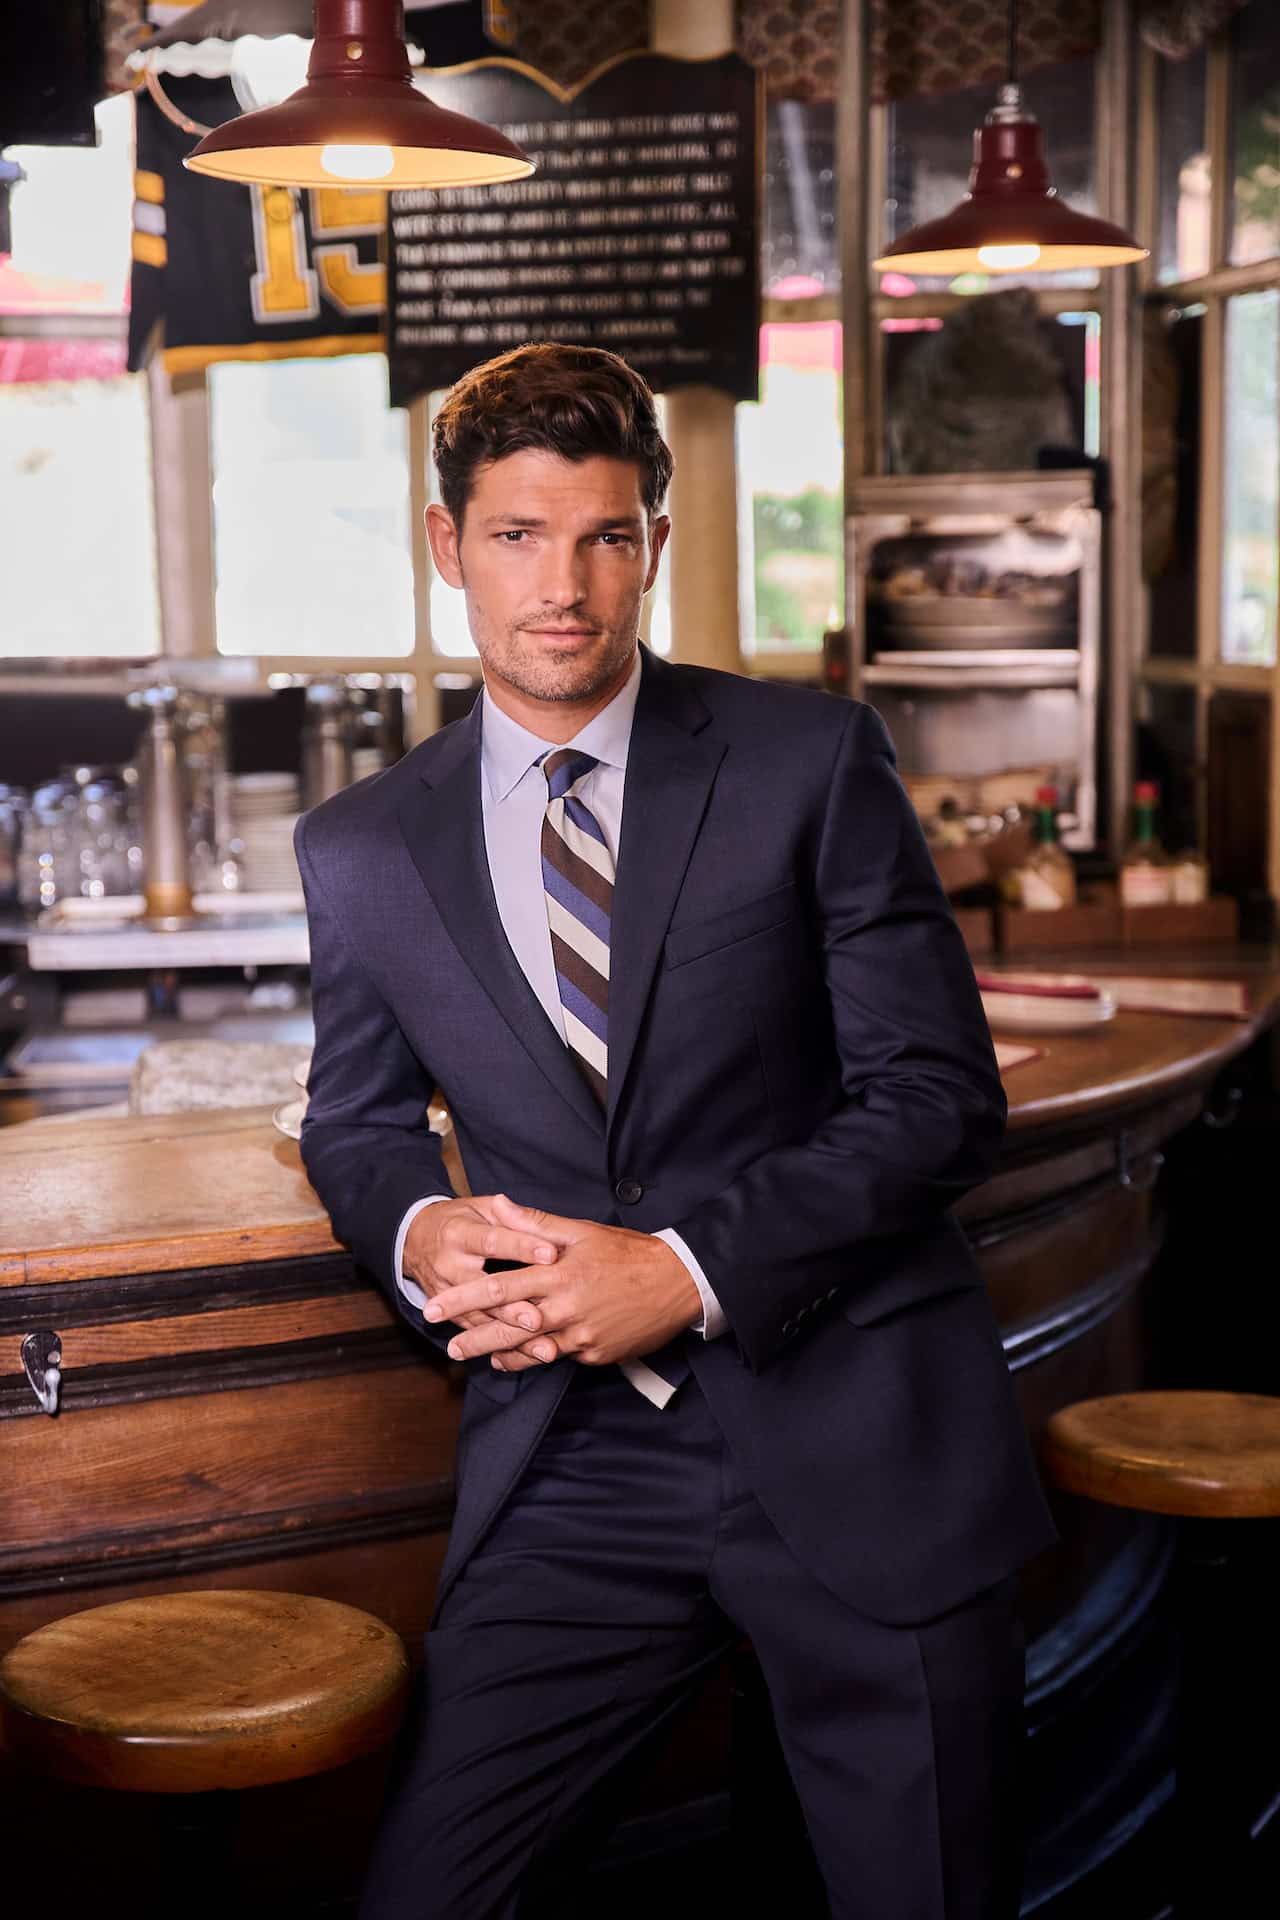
left=762, top=99, right=838, bottom=298
left=0, top=370, right=161, bottom=656
left=0, top=93, right=160, bottom=659
left=737, top=323, right=843, bottom=651
left=1221, top=289, right=1278, bottom=667
left=1228, top=4, right=1280, bottom=267
left=209, top=352, right=414, bottom=657
left=1156, top=47, right=1210, bottom=284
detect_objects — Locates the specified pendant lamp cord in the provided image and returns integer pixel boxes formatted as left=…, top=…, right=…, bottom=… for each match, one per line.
left=1007, top=0, right=1019, bottom=88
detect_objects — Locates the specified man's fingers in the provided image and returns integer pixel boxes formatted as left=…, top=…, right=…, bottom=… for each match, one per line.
left=485, top=1193, right=588, bottom=1245
left=426, top=1270, right=548, bottom=1326
left=449, top=1220, right=559, bottom=1269
left=446, top=1317, right=558, bottom=1364
left=449, top=1303, right=543, bottom=1334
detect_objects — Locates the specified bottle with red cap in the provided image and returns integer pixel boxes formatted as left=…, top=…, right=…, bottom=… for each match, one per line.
left=1120, top=780, right=1172, bottom=907
left=1017, top=783, right=1077, bottom=910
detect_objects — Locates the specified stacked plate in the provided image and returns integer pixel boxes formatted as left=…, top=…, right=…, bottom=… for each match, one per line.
left=974, top=970, right=1118, bottom=1033
left=230, top=773, right=302, bottom=893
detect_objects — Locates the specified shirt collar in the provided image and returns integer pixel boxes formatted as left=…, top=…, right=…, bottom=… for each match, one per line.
left=480, top=647, right=643, bottom=805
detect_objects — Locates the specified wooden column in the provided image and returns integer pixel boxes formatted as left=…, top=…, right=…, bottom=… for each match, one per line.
left=1098, top=0, right=1141, bottom=856
left=649, top=0, right=744, bottom=674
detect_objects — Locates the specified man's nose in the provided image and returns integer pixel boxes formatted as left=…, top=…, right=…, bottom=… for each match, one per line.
left=540, top=542, right=588, bottom=607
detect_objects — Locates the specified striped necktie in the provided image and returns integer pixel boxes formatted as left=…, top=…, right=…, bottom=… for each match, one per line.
left=539, top=746, right=689, bottom=1406
left=540, top=748, right=612, bottom=1110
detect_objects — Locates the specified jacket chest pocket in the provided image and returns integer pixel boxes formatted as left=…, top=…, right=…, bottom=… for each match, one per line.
left=664, top=881, right=800, bottom=971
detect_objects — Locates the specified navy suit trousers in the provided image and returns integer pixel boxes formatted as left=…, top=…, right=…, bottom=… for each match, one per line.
left=358, top=1367, right=1028, bottom=1920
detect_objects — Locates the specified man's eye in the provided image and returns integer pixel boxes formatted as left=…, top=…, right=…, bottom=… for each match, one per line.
left=498, top=530, right=527, bottom=543
left=598, top=533, right=631, bottom=547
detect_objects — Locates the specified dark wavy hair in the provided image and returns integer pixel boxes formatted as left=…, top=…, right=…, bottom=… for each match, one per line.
left=432, top=343, right=673, bottom=528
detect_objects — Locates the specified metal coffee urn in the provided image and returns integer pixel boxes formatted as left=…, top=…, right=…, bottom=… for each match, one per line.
left=301, top=679, right=354, bottom=808
left=127, top=682, right=195, bottom=921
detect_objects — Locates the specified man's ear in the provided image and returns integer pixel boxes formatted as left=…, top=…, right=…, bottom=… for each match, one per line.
left=644, top=514, right=671, bottom=593
left=426, top=503, right=464, bottom=588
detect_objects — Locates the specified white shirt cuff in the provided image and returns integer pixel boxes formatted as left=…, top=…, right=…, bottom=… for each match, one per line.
left=652, top=1227, right=728, bottom=1339
left=394, top=1194, right=453, bottom=1313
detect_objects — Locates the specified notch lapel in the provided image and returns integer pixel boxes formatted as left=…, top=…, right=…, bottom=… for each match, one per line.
left=604, top=649, right=726, bottom=1139
left=396, top=701, right=604, bottom=1136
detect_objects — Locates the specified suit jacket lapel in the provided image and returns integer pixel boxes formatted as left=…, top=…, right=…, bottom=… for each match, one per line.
left=397, top=698, right=604, bottom=1135
left=396, top=646, right=726, bottom=1145
left=605, top=648, right=726, bottom=1138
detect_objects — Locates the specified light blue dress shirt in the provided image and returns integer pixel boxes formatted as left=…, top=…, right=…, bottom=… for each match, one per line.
left=392, top=647, right=727, bottom=1403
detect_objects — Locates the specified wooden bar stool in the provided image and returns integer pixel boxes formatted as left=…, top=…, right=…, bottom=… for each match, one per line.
left=1, top=1589, right=411, bottom=1913
left=1042, top=1392, right=1280, bottom=1917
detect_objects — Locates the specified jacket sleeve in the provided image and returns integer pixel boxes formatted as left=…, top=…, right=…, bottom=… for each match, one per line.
left=669, top=700, right=1007, bottom=1372
left=295, top=811, right=456, bottom=1342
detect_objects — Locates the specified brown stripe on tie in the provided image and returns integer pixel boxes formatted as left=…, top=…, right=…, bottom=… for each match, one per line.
left=541, top=817, right=614, bottom=916
left=550, top=929, right=609, bottom=1017
left=571, top=1052, right=608, bottom=1108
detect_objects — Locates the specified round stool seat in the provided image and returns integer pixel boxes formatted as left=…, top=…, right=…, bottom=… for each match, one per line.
left=1042, top=1391, right=1280, bottom=1519
left=0, top=1589, right=410, bottom=1793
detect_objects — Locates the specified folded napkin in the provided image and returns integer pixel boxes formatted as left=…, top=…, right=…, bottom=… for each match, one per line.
left=976, top=969, right=1250, bottom=1019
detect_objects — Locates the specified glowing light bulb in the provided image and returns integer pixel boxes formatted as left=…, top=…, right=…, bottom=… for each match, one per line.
left=320, top=144, right=395, bottom=181
left=977, top=243, right=1042, bottom=270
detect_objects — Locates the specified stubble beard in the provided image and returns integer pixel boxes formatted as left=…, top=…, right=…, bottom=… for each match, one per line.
left=471, top=596, right=642, bottom=705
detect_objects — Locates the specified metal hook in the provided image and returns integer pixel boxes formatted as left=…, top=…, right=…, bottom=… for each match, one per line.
left=21, top=1329, right=62, bottom=1417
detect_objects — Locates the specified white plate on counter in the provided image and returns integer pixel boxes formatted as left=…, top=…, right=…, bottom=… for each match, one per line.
left=981, top=989, right=1117, bottom=1033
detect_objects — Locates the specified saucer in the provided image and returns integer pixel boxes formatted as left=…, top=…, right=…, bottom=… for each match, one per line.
left=272, top=1097, right=307, bottom=1139
left=981, top=989, right=1117, bottom=1034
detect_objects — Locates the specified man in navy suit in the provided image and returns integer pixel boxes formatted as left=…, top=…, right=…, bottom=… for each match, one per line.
left=295, top=343, right=1057, bottom=1919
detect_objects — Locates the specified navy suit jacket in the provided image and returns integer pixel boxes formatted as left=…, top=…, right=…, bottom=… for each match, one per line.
left=295, top=642, right=1057, bottom=1626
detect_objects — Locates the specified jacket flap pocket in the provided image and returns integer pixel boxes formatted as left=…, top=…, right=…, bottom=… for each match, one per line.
left=665, top=881, right=798, bottom=969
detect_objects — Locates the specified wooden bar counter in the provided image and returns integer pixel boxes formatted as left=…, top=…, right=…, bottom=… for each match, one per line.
left=3, top=946, right=1279, bottom=1904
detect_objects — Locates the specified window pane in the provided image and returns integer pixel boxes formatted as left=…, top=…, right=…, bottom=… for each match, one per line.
left=886, top=58, right=1098, bottom=295
left=1, top=93, right=133, bottom=316
left=210, top=353, right=414, bottom=658
left=763, top=99, right=838, bottom=298
left=1145, top=305, right=1202, bottom=661
left=1156, top=49, right=1210, bottom=283
left=1229, top=4, right=1280, bottom=266
left=738, top=323, right=843, bottom=651
left=1221, top=289, right=1278, bottom=667
left=0, top=371, right=161, bottom=656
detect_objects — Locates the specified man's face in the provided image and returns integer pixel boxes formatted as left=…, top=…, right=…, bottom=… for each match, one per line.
left=426, top=450, right=670, bottom=708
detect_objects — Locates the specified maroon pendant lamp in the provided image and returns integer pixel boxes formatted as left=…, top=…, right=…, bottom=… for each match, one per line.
left=183, top=0, right=534, bottom=189
left=873, top=0, right=1146, bottom=277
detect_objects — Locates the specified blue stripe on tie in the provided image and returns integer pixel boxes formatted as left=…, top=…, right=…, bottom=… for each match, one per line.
left=542, top=858, right=611, bottom=945
left=546, top=753, right=597, bottom=800
left=556, top=971, right=608, bottom=1041
left=563, top=793, right=608, bottom=846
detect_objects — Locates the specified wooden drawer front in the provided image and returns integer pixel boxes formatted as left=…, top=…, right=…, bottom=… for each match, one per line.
left=978, top=1183, right=1157, bottom=1339
left=1, top=1366, right=458, bottom=1580
left=3, top=1288, right=399, bottom=1389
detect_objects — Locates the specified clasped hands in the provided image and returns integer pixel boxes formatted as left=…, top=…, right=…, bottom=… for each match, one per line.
left=402, top=1192, right=701, bottom=1373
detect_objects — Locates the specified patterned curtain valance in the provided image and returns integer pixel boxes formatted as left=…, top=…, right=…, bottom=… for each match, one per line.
left=737, top=0, right=1101, bottom=105
left=494, top=0, right=649, bottom=92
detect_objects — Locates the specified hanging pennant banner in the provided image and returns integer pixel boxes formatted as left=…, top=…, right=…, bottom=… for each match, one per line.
left=387, top=51, right=762, bottom=405
left=128, top=76, right=387, bottom=375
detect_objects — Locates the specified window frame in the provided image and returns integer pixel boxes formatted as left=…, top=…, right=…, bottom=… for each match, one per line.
left=1136, top=22, right=1280, bottom=902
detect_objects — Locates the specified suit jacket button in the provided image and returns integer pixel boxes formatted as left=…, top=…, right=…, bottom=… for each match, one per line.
left=614, top=1178, right=644, bottom=1205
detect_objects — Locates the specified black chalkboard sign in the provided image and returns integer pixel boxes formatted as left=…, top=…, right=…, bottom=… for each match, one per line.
left=388, top=51, right=761, bottom=406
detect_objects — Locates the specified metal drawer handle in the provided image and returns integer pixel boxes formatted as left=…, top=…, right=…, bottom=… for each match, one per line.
left=1203, top=1084, right=1244, bottom=1131
left=1117, top=1137, right=1165, bottom=1195
left=21, top=1329, right=62, bottom=1416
